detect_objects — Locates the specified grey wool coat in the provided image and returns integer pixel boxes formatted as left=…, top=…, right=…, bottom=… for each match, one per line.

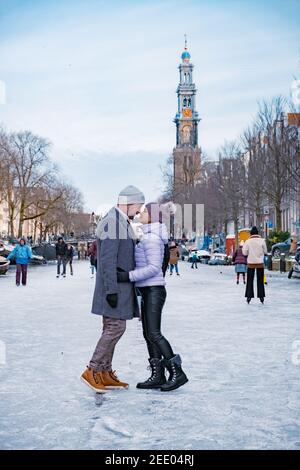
left=91, top=207, right=140, bottom=320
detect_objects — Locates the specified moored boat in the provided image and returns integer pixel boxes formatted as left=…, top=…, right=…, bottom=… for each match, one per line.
left=0, top=256, right=10, bottom=275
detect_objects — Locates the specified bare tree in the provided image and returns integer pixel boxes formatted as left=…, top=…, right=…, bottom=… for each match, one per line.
left=215, top=141, right=246, bottom=246
left=257, top=96, right=297, bottom=231
left=4, top=131, right=62, bottom=237
left=241, top=124, right=268, bottom=228
left=0, top=129, right=19, bottom=236
left=160, top=94, right=300, bottom=239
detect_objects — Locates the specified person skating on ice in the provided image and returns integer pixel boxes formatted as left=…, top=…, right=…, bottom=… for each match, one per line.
left=55, top=237, right=67, bottom=278
left=169, top=241, right=180, bottom=276
left=88, top=239, right=97, bottom=278
left=66, top=243, right=74, bottom=276
left=81, top=185, right=144, bottom=393
left=7, top=237, right=32, bottom=286
left=232, top=241, right=247, bottom=284
left=117, top=202, right=188, bottom=392
left=242, top=226, right=267, bottom=304
left=191, top=251, right=198, bottom=269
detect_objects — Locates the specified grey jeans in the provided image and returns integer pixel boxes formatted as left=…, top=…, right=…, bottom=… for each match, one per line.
left=89, top=316, right=126, bottom=371
left=57, top=256, right=66, bottom=275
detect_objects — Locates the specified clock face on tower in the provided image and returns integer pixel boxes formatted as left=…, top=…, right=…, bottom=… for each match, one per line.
left=182, top=108, right=192, bottom=118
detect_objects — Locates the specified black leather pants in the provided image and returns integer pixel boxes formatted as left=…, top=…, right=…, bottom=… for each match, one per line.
left=138, top=286, right=174, bottom=360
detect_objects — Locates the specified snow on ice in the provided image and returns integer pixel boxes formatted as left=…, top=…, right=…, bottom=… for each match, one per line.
left=0, top=260, right=300, bottom=450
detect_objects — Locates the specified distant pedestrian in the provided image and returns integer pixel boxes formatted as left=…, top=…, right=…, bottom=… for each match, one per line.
left=242, top=227, right=267, bottom=304
left=232, top=242, right=247, bottom=284
left=7, top=237, right=32, bottom=286
left=55, top=237, right=67, bottom=278
left=66, top=243, right=74, bottom=275
left=191, top=251, right=198, bottom=269
left=78, top=243, right=86, bottom=260
left=169, top=242, right=180, bottom=275
left=288, top=245, right=300, bottom=279
left=88, top=240, right=97, bottom=278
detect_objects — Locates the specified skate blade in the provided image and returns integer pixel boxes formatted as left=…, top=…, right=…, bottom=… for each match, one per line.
left=80, top=376, right=108, bottom=393
left=136, top=387, right=162, bottom=390
left=104, top=385, right=129, bottom=390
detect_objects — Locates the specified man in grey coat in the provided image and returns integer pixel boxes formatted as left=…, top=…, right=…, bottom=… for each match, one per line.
left=81, top=185, right=145, bottom=393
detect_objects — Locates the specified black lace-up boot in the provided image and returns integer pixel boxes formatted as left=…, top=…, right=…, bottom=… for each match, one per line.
left=160, top=355, right=188, bottom=392
left=136, top=358, right=166, bottom=389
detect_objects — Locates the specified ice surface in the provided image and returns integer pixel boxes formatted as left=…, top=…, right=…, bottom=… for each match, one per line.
left=0, top=260, right=299, bottom=450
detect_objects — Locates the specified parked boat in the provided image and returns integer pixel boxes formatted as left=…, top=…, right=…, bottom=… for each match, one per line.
left=0, top=241, right=45, bottom=265
left=0, top=256, right=10, bottom=275
left=0, top=241, right=14, bottom=257
left=32, top=243, right=56, bottom=261
left=30, top=255, right=45, bottom=265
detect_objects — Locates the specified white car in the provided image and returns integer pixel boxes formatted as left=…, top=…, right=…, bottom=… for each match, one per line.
left=188, top=249, right=211, bottom=262
left=208, top=253, right=229, bottom=265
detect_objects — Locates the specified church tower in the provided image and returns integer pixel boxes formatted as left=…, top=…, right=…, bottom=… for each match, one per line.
left=173, top=37, right=201, bottom=196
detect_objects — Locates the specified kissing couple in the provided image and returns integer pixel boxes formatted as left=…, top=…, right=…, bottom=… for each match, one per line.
left=81, top=185, right=188, bottom=393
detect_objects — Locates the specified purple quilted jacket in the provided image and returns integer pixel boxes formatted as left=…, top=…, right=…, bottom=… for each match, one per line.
left=129, top=222, right=168, bottom=287
left=232, top=247, right=247, bottom=265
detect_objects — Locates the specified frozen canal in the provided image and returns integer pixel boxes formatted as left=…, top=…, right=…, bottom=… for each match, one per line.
left=0, top=260, right=300, bottom=450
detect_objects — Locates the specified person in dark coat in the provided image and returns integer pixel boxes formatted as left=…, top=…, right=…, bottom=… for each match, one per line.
left=81, top=185, right=145, bottom=393
left=232, top=242, right=247, bottom=284
left=162, top=243, right=170, bottom=276
left=88, top=239, right=98, bottom=277
left=55, top=237, right=67, bottom=278
left=66, top=244, right=74, bottom=276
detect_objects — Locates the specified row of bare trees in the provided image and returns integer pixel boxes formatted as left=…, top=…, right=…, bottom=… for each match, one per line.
left=162, top=96, right=300, bottom=239
left=0, top=128, right=84, bottom=239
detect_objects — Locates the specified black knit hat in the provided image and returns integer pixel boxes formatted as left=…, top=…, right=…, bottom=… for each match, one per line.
left=250, top=226, right=259, bottom=235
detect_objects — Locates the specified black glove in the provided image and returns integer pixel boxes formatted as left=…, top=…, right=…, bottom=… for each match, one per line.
left=117, top=271, right=130, bottom=282
left=106, top=293, right=118, bottom=308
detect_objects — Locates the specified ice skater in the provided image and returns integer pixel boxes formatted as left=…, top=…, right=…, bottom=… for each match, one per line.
left=66, top=243, right=74, bottom=276
left=169, top=241, right=180, bottom=276
left=81, top=185, right=144, bottom=393
left=232, top=241, right=247, bottom=284
left=117, top=203, right=188, bottom=392
left=190, top=251, right=198, bottom=269
left=7, top=237, right=32, bottom=286
left=55, top=237, right=67, bottom=278
left=88, top=239, right=97, bottom=278
left=242, top=226, right=267, bottom=304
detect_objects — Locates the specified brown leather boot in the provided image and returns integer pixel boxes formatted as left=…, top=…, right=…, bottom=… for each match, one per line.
left=81, top=367, right=107, bottom=393
left=101, top=370, right=129, bottom=389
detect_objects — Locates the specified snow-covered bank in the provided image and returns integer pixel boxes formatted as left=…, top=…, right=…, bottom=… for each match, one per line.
left=0, top=261, right=299, bottom=449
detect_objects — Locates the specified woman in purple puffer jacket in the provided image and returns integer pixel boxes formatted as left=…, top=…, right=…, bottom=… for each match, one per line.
left=117, top=202, right=188, bottom=392
left=232, top=242, right=248, bottom=285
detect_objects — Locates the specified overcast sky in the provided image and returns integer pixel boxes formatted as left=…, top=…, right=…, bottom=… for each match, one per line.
left=0, top=0, right=299, bottom=213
